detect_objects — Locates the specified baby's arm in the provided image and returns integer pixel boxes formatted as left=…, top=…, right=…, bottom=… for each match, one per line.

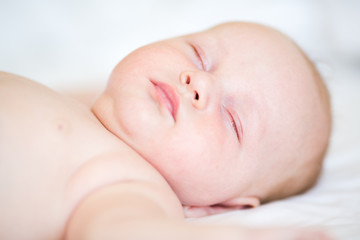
left=65, top=180, right=235, bottom=239
left=65, top=180, right=331, bottom=240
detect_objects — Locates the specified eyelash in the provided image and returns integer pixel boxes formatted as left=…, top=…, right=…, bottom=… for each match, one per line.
left=225, top=108, right=241, bottom=142
left=190, top=43, right=206, bottom=71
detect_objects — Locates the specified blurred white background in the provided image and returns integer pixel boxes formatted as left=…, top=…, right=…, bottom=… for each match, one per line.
left=1, top=1, right=360, bottom=239
left=1, top=0, right=359, bottom=90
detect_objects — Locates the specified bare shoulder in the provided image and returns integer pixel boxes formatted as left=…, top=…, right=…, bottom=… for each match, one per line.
left=0, top=71, right=69, bottom=111
left=0, top=72, right=183, bottom=239
left=0, top=71, right=30, bottom=98
left=66, top=178, right=184, bottom=239
left=0, top=71, right=98, bottom=130
left=0, top=70, right=22, bottom=81
left=0, top=72, right=109, bottom=239
left=65, top=146, right=184, bottom=218
left=0, top=71, right=48, bottom=93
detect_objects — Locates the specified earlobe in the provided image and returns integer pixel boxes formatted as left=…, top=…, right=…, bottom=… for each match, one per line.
left=220, top=196, right=260, bottom=209
left=183, top=196, right=260, bottom=218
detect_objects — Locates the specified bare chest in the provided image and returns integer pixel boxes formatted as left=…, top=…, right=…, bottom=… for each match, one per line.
left=0, top=76, right=176, bottom=239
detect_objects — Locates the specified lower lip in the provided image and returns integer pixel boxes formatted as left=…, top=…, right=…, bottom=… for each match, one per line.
left=151, top=81, right=177, bottom=121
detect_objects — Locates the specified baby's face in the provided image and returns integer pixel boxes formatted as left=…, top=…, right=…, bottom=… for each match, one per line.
left=93, top=23, right=328, bottom=206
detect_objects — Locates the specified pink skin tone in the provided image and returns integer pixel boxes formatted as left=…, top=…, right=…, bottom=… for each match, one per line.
left=93, top=22, right=327, bottom=215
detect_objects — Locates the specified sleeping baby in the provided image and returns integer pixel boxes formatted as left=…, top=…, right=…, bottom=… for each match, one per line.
left=0, top=22, right=332, bottom=240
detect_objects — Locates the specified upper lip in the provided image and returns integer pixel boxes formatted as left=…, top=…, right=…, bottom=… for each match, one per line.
left=151, top=80, right=179, bottom=121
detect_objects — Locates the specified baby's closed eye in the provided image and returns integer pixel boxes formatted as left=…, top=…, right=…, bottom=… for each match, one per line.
left=188, top=42, right=209, bottom=71
left=223, top=106, right=242, bottom=143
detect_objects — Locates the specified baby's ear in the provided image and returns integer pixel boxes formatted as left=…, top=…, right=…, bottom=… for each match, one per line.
left=183, top=196, right=260, bottom=218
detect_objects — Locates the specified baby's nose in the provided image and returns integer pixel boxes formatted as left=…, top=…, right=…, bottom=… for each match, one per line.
left=179, top=70, right=213, bottom=110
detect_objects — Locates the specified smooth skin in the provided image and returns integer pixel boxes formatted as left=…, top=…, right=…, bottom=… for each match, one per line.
left=0, top=22, right=331, bottom=240
left=0, top=73, right=331, bottom=240
left=94, top=22, right=331, bottom=213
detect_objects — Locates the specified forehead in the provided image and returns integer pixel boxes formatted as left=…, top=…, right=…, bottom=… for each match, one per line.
left=185, top=22, right=314, bottom=102
left=193, top=23, right=302, bottom=63
left=206, top=23, right=303, bottom=68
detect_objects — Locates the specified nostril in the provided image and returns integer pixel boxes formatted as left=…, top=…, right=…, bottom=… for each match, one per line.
left=186, top=75, right=191, bottom=84
left=194, top=91, right=199, bottom=100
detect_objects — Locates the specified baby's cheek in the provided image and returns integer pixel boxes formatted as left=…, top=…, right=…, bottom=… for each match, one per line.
left=183, top=133, right=222, bottom=166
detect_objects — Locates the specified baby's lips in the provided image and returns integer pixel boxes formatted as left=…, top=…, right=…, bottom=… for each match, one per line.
left=151, top=80, right=179, bottom=121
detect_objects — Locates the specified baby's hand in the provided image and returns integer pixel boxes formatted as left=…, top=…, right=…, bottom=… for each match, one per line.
left=232, top=227, right=335, bottom=240
left=244, top=228, right=334, bottom=240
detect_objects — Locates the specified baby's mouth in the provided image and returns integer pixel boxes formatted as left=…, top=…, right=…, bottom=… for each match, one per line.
left=151, top=80, right=179, bottom=121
